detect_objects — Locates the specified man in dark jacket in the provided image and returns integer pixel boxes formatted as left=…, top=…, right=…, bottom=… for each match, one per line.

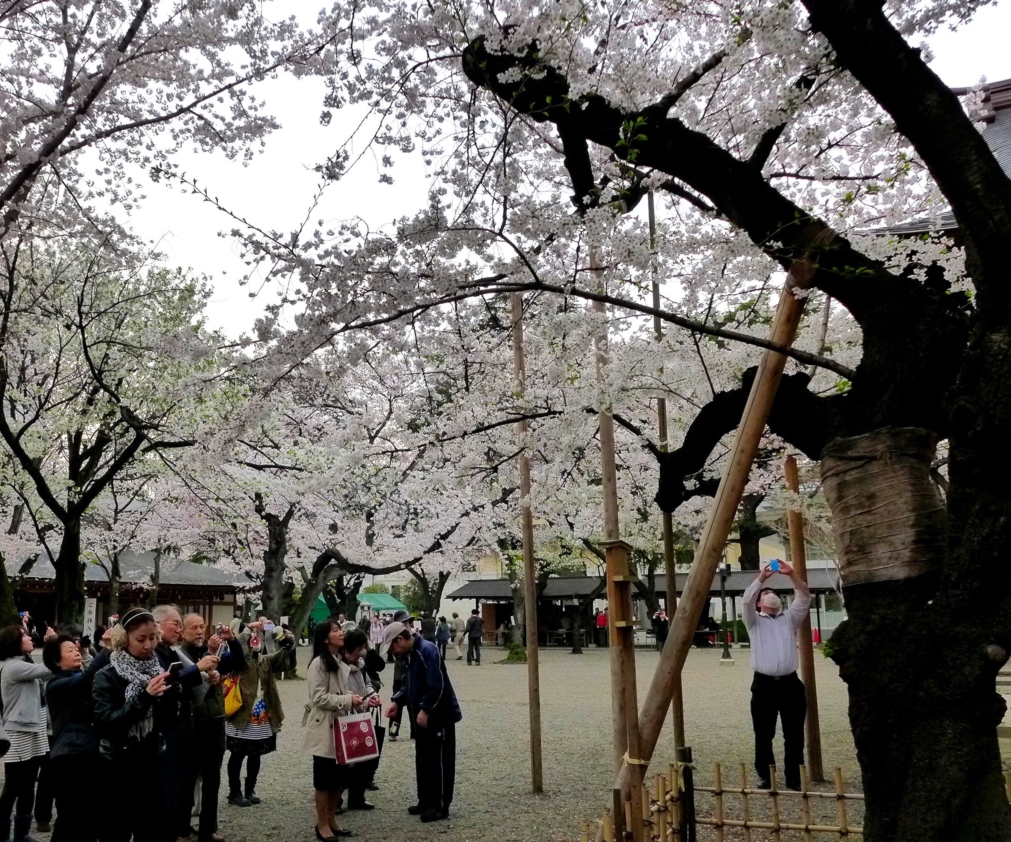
left=181, top=615, right=246, bottom=842
left=464, top=608, right=483, bottom=665
left=383, top=622, right=462, bottom=823
left=154, top=605, right=218, bottom=842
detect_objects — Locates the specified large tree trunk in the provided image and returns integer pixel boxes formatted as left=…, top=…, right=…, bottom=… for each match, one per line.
left=54, top=518, right=84, bottom=625
left=107, top=554, right=122, bottom=620
left=823, top=428, right=1010, bottom=842
left=0, top=554, right=18, bottom=627
left=736, top=494, right=774, bottom=571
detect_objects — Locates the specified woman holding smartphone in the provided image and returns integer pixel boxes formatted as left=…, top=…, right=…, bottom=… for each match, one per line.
left=92, top=607, right=173, bottom=841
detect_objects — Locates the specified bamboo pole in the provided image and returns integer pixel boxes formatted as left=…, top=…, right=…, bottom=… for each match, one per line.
left=834, top=768, right=849, bottom=836
left=784, top=455, right=824, bottom=782
left=799, top=766, right=813, bottom=842
left=770, top=767, right=782, bottom=842
left=740, top=764, right=752, bottom=842
left=603, top=809, right=615, bottom=842
left=511, top=292, right=544, bottom=794
left=713, top=764, right=724, bottom=842
left=648, top=191, right=686, bottom=750
left=611, top=224, right=830, bottom=806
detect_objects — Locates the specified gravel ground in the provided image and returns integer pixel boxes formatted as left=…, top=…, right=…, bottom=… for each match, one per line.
left=4, top=644, right=861, bottom=842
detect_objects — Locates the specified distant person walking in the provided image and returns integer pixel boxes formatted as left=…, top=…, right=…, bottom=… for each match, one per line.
left=450, top=614, right=465, bottom=661
left=435, top=618, right=450, bottom=661
left=742, top=561, right=812, bottom=791
left=464, top=610, right=483, bottom=666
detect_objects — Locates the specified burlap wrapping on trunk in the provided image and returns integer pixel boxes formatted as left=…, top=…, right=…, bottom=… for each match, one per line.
left=820, top=427, right=946, bottom=586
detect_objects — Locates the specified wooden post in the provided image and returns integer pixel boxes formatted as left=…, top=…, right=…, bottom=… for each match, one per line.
left=611, top=229, right=828, bottom=803
left=649, top=191, right=686, bottom=750
left=592, top=248, right=645, bottom=842
left=740, top=764, right=752, bottom=842
left=834, top=768, right=849, bottom=836
left=783, top=454, right=824, bottom=783
left=511, top=292, right=544, bottom=794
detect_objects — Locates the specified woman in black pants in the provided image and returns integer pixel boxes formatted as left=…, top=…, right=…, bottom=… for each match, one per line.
left=92, top=608, right=172, bottom=842
left=43, top=633, right=104, bottom=842
left=0, top=624, right=53, bottom=842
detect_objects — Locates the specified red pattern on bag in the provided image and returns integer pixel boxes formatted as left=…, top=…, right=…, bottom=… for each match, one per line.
left=334, top=712, right=380, bottom=765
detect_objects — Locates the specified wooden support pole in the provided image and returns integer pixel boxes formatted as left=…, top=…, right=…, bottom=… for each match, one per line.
left=784, top=454, right=824, bottom=783
left=648, top=191, right=686, bottom=751
left=592, top=250, right=645, bottom=842
left=510, top=292, right=544, bottom=794
left=610, top=250, right=822, bottom=806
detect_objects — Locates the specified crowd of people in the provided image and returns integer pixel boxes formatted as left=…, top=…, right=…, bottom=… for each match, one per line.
left=0, top=607, right=296, bottom=842
left=0, top=604, right=464, bottom=842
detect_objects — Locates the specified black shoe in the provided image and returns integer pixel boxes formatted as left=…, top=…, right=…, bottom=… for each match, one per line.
left=785, top=779, right=801, bottom=791
left=365, top=782, right=379, bottom=791
left=407, top=804, right=423, bottom=815
left=437, top=809, right=450, bottom=820
left=227, top=792, right=252, bottom=807
left=347, top=801, right=375, bottom=811
left=757, top=778, right=771, bottom=791
left=420, top=809, right=446, bottom=823
left=315, top=828, right=353, bottom=840
left=245, top=793, right=261, bottom=805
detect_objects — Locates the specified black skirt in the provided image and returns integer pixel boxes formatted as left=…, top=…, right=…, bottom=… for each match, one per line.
left=312, top=754, right=349, bottom=791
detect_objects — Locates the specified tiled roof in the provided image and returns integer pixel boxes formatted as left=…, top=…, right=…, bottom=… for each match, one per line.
left=6, top=548, right=245, bottom=589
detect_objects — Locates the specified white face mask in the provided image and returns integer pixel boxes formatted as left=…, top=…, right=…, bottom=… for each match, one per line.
left=760, top=593, right=782, bottom=613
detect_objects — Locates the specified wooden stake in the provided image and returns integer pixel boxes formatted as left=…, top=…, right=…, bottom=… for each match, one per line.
left=648, top=191, right=686, bottom=751
left=784, top=455, right=824, bottom=782
left=583, top=823, right=592, bottom=842
left=613, top=249, right=822, bottom=802
left=511, top=292, right=544, bottom=794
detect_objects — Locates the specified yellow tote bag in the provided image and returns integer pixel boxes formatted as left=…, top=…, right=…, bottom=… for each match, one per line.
left=223, top=674, right=242, bottom=716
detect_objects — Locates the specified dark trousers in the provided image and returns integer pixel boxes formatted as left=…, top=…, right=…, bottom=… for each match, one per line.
left=34, top=745, right=53, bottom=823
left=750, top=672, right=806, bottom=787
left=162, top=726, right=192, bottom=839
left=438, top=640, right=447, bottom=660
left=227, top=748, right=261, bottom=794
left=186, top=720, right=226, bottom=837
left=51, top=753, right=97, bottom=842
left=467, top=637, right=481, bottom=664
left=97, top=752, right=162, bottom=842
left=0, top=756, right=42, bottom=825
left=414, top=721, right=456, bottom=813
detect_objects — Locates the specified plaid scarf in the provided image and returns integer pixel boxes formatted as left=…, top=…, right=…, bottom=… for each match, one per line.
left=110, top=649, right=163, bottom=742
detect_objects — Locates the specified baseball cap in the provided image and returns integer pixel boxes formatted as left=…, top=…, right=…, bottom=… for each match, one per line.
left=392, top=609, right=415, bottom=624
left=380, top=621, right=411, bottom=658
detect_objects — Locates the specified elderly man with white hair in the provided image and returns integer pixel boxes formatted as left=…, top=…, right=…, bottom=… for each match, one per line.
left=741, top=560, right=812, bottom=792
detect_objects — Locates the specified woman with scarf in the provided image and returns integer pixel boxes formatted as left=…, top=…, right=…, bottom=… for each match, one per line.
left=224, top=619, right=296, bottom=808
left=91, top=607, right=173, bottom=842
left=0, top=624, right=54, bottom=842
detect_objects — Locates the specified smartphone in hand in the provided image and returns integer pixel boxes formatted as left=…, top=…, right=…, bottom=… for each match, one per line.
left=165, top=662, right=184, bottom=686
left=769, top=559, right=781, bottom=572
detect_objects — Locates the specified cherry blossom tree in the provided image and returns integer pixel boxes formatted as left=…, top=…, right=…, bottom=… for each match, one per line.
left=247, top=0, right=1010, bottom=837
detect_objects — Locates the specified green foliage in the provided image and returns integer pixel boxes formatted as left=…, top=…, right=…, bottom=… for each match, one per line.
left=362, top=583, right=391, bottom=595
left=400, top=579, right=428, bottom=615
left=503, top=642, right=527, bottom=663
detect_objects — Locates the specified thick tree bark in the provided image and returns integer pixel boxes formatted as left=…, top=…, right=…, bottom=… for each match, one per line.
left=255, top=495, right=295, bottom=622
left=0, top=555, right=18, bottom=627
left=54, top=518, right=85, bottom=624
left=734, top=494, right=775, bottom=571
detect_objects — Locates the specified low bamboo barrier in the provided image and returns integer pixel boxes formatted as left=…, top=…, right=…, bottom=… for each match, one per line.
left=588, top=763, right=867, bottom=841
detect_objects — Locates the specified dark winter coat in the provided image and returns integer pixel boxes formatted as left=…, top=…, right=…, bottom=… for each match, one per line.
left=46, top=657, right=105, bottom=758
left=392, top=634, right=462, bottom=729
left=181, top=639, right=246, bottom=721
left=92, top=664, right=166, bottom=761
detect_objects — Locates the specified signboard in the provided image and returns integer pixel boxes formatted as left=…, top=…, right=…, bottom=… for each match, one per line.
left=83, top=597, right=98, bottom=640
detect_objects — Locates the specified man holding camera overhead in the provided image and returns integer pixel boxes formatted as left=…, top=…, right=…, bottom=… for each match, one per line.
left=742, top=560, right=811, bottom=792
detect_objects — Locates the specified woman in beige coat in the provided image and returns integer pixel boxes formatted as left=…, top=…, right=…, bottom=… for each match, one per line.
left=302, top=620, right=361, bottom=840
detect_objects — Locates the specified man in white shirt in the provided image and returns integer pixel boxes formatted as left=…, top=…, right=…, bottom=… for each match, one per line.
left=742, top=560, right=812, bottom=791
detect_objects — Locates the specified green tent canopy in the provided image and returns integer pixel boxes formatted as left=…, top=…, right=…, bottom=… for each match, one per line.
left=309, top=592, right=406, bottom=624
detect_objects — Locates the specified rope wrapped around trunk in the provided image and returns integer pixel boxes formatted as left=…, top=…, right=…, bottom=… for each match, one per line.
left=820, top=427, right=946, bottom=586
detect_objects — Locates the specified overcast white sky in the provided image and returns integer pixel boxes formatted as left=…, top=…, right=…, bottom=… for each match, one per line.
left=124, top=1, right=1011, bottom=339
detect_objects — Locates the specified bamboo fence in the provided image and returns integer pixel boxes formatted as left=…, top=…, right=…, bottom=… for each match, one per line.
left=576, top=764, right=1011, bottom=842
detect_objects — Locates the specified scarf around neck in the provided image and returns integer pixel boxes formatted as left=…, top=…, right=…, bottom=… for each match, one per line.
left=110, top=649, right=163, bottom=742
